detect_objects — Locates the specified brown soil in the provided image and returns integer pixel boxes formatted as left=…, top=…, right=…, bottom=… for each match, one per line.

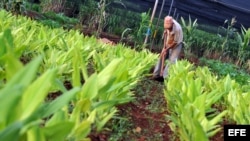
left=87, top=76, right=225, bottom=141
left=88, top=77, right=174, bottom=141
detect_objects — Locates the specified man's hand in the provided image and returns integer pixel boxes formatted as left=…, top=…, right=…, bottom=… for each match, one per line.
left=161, top=46, right=169, bottom=56
left=161, top=47, right=167, bottom=54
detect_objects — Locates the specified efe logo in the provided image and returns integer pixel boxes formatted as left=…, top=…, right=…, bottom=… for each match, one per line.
left=228, top=129, right=246, bottom=136
left=224, top=125, right=250, bottom=141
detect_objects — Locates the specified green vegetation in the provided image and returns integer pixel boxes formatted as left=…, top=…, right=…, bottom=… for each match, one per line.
left=0, top=9, right=157, bottom=141
left=200, top=58, right=250, bottom=85
left=0, top=0, right=249, bottom=140
left=165, top=60, right=250, bottom=140
left=2, top=1, right=248, bottom=66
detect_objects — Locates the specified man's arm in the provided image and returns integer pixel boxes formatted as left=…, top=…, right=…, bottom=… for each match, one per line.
left=160, top=42, right=176, bottom=56
left=166, top=42, right=177, bottom=49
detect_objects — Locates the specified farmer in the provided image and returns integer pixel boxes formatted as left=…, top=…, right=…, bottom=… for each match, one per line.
left=152, top=16, right=183, bottom=81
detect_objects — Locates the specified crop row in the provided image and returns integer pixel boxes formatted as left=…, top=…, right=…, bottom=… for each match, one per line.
left=0, top=9, right=158, bottom=141
left=164, top=60, right=250, bottom=140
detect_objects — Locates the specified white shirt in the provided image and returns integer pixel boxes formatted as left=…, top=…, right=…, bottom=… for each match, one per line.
left=164, top=19, right=183, bottom=46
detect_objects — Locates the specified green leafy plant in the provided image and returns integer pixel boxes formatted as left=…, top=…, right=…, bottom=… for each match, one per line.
left=227, top=82, right=250, bottom=124
left=0, top=28, right=80, bottom=141
left=165, top=60, right=228, bottom=141
left=218, top=17, right=238, bottom=58
left=180, top=15, right=198, bottom=56
left=236, top=26, right=250, bottom=66
left=199, top=58, right=250, bottom=85
left=0, top=9, right=160, bottom=141
left=134, top=10, right=151, bottom=47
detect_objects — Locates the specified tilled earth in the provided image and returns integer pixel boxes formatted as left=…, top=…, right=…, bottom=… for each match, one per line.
left=88, top=77, right=176, bottom=141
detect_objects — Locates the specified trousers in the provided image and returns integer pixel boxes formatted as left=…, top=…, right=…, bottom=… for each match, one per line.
left=153, top=43, right=182, bottom=78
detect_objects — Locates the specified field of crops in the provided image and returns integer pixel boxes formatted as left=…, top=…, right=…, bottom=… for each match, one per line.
left=0, top=9, right=250, bottom=141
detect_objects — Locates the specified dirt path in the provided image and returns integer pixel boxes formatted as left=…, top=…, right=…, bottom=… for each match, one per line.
left=88, top=69, right=225, bottom=141
left=116, top=78, right=173, bottom=141
left=89, top=77, right=175, bottom=141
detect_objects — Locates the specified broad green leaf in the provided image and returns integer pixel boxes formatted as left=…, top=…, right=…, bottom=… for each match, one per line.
left=0, top=57, right=42, bottom=127
left=70, top=99, right=92, bottom=123
left=53, top=79, right=67, bottom=93
left=93, top=52, right=105, bottom=71
left=223, top=75, right=233, bottom=92
left=72, top=120, right=91, bottom=140
left=81, top=59, right=89, bottom=80
left=4, top=54, right=23, bottom=81
left=0, top=29, right=22, bottom=81
left=21, top=69, right=57, bottom=120
left=41, top=87, right=80, bottom=118
left=26, top=126, right=46, bottom=141
left=96, top=109, right=117, bottom=131
left=87, top=109, right=96, bottom=123
left=45, top=110, right=68, bottom=127
left=205, top=89, right=225, bottom=108
left=79, top=73, right=98, bottom=100
left=0, top=87, right=22, bottom=128
left=0, top=121, right=23, bottom=141
left=97, top=58, right=123, bottom=89
left=93, top=100, right=120, bottom=111
left=98, top=76, right=116, bottom=100
left=43, top=121, right=74, bottom=141
left=0, top=56, right=42, bottom=89
left=193, top=94, right=206, bottom=120
left=192, top=119, right=209, bottom=141
left=72, top=47, right=81, bottom=87
left=0, top=29, right=14, bottom=57
left=79, top=99, right=92, bottom=112
left=207, top=127, right=222, bottom=137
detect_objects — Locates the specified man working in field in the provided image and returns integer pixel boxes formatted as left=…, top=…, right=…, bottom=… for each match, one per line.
left=152, top=16, right=183, bottom=81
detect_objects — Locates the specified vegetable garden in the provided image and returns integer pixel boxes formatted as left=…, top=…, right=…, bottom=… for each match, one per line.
left=0, top=1, right=250, bottom=141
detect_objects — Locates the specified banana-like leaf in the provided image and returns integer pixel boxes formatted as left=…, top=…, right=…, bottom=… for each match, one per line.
left=26, top=126, right=46, bottom=141
left=42, top=121, right=74, bottom=141
left=165, top=60, right=229, bottom=140
left=87, top=109, right=96, bottom=123
left=0, top=29, right=23, bottom=81
left=0, top=29, right=14, bottom=57
left=70, top=99, right=92, bottom=124
left=193, top=94, right=206, bottom=120
left=96, top=108, right=117, bottom=131
left=0, top=57, right=42, bottom=127
left=97, top=58, right=123, bottom=89
left=79, top=73, right=98, bottom=100
left=21, top=69, right=57, bottom=120
left=93, top=100, right=120, bottom=111
left=41, top=87, right=80, bottom=118
left=4, top=54, right=23, bottom=81
left=0, top=121, right=23, bottom=141
left=72, top=120, right=91, bottom=140
left=72, top=47, right=82, bottom=87
left=0, top=87, right=22, bottom=128
left=45, top=110, right=68, bottom=127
